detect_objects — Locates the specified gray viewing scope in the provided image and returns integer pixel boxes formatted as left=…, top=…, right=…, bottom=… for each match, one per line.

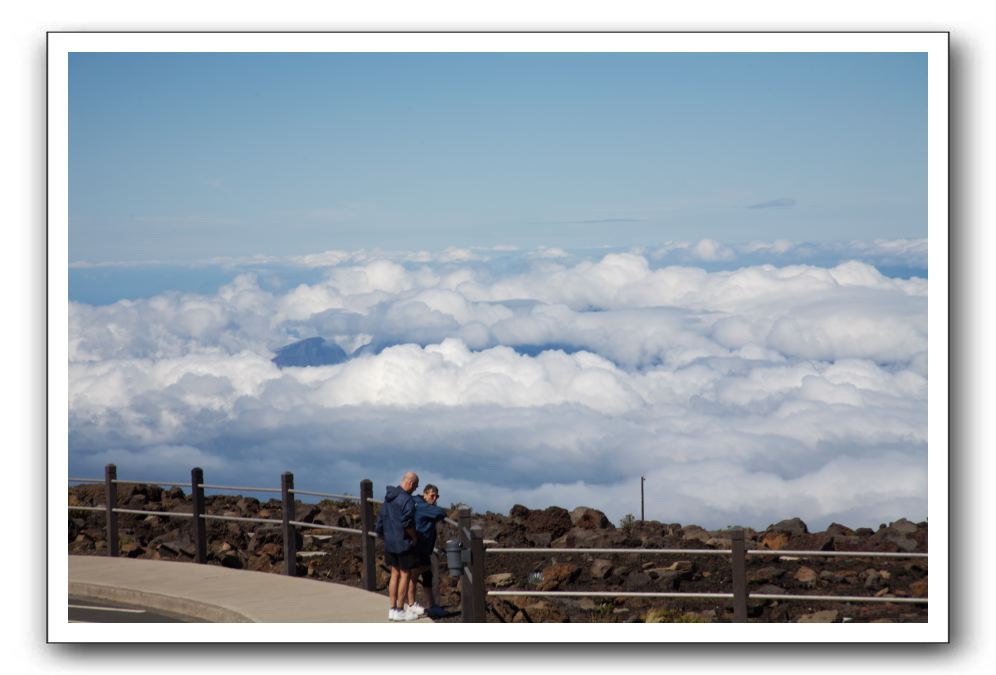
left=446, top=539, right=469, bottom=577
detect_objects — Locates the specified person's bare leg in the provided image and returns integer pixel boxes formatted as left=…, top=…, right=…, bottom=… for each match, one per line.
left=388, top=566, right=400, bottom=610
left=398, top=569, right=411, bottom=611
left=407, top=574, right=417, bottom=607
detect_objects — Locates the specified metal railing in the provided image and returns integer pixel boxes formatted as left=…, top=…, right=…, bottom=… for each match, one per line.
left=482, top=529, right=928, bottom=622
left=68, top=464, right=382, bottom=591
left=69, top=464, right=928, bottom=623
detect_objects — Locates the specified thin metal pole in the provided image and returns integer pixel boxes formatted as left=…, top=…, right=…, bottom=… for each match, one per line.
left=281, top=471, right=297, bottom=576
left=104, top=464, right=118, bottom=557
left=731, top=529, right=747, bottom=623
left=432, top=549, right=441, bottom=608
left=459, top=507, right=473, bottom=623
left=470, top=524, right=487, bottom=622
left=191, top=467, right=207, bottom=564
left=640, top=476, right=645, bottom=523
left=360, top=479, right=376, bottom=591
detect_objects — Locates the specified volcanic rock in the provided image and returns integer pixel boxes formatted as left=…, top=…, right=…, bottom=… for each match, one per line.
left=768, top=518, right=809, bottom=536
left=761, top=531, right=790, bottom=550
left=793, top=566, right=819, bottom=588
left=749, top=566, right=786, bottom=584
left=798, top=610, right=840, bottom=623
left=590, top=559, right=614, bottom=580
left=826, top=522, right=855, bottom=537
left=522, top=507, right=573, bottom=540
left=570, top=507, right=612, bottom=530
left=508, top=504, right=531, bottom=519
left=616, top=571, right=649, bottom=591
left=681, top=525, right=710, bottom=544
left=538, top=563, right=580, bottom=591
left=486, top=572, right=515, bottom=588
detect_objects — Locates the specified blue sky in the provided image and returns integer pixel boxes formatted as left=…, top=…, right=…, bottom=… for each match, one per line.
left=69, top=52, right=927, bottom=263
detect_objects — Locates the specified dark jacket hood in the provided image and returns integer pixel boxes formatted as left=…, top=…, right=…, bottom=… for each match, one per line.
left=384, top=484, right=407, bottom=502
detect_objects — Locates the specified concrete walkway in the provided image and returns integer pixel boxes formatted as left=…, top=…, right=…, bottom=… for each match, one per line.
left=69, top=555, right=423, bottom=622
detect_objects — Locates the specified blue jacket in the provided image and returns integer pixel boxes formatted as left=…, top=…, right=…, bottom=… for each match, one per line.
left=413, top=495, right=448, bottom=556
left=375, top=485, right=415, bottom=554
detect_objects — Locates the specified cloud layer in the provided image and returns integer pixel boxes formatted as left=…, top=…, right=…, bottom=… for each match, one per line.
left=68, top=244, right=928, bottom=529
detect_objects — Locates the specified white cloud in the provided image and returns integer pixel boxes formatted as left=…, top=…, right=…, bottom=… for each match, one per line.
left=68, top=246, right=928, bottom=529
left=531, top=246, right=570, bottom=259
left=691, top=238, right=736, bottom=262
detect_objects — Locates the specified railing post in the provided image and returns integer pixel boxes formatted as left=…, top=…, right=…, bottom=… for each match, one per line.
left=731, top=528, right=747, bottom=623
left=104, top=464, right=118, bottom=557
left=470, top=524, right=486, bottom=622
left=281, top=471, right=297, bottom=576
left=431, top=549, right=441, bottom=609
left=458, top=507, right=473, bottom=623
left=191, top=467, right=207, bottom=564
left=359, top=479, right=376, bottom=591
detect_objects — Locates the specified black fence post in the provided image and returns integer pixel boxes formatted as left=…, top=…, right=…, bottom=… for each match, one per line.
left=104, top=464, right=118, bottom=557
left=281, top=471, right=298, bottom=576
left=359, top=479, right=376, bottom=591
left=191, top=467, right=207, bottom=564
left=470, top=524, right=486, bottom=623
left=731, top=528, right=747, bottom=623
left=458, top=507, right=473, bottom=623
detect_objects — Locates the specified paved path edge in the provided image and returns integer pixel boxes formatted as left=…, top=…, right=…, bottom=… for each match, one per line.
left=69, top=581, right=252, bottom=623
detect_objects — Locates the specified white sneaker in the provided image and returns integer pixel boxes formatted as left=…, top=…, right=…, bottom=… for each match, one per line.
left=401, top=608, right=420, bottom=621
left=405, top=602, right=426, bottom=617
left=388, top=608, right=403, bottom=621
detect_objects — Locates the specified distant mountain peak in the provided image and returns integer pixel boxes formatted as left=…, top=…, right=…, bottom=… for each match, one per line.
left=272, top=337, right=348, bottom=368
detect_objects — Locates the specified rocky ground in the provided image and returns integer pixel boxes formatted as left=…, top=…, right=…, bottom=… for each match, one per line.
left=68, top=483, right=928, bottom=623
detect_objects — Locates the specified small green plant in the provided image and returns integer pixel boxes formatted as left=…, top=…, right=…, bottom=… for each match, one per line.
left=644, top=607, right=706, bottom=623
left=619, top=513, right=636, bottom=535
left=589, top=601, right=615, bottom=623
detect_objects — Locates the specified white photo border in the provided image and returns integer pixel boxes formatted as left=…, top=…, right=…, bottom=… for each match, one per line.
left=48, top=31, right=948, bottom=643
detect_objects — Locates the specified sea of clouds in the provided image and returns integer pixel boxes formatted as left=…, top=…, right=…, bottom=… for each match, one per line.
left=68, top=240, right=928, bottom=529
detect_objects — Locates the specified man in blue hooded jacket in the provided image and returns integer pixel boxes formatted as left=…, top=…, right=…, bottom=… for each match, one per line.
left=374, top=471, right=419, bottom=621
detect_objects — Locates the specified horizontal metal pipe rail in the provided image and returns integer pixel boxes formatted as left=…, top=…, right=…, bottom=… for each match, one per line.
left=486, top=590, right=928, bottom=604
left=69, top=505, right=195, bottom=519
left=491, top=590, right=736, bottom=599
left=113, top=479, right=191, bottom=487
left=749, top=593, right=927, bottom=604
left=203, top=513, right=277, bottom=525
left=115, top=508, right=193, bottom=518
left=748, top=549, right=929, bottom=559
left=198, top=483, right=281, bottom=494
left=289, top=489, right=358, bottom=501
left=487, top=546, right=929, bottom=560
left=288, top=519, right=362, bottom=535
left=487, top=547, right=732, bottom=555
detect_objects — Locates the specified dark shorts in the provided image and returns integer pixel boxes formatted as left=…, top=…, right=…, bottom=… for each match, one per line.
left=384, top=550, right=417, bottom=571
left=413, top=550, right=433, bottom=585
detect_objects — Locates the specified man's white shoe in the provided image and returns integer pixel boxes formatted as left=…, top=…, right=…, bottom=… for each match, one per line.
left=401, top=608, right=420, bottom=621
left=388, top=608, right=404, bottom=621
left=406, top=602, right=426, bottom=617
